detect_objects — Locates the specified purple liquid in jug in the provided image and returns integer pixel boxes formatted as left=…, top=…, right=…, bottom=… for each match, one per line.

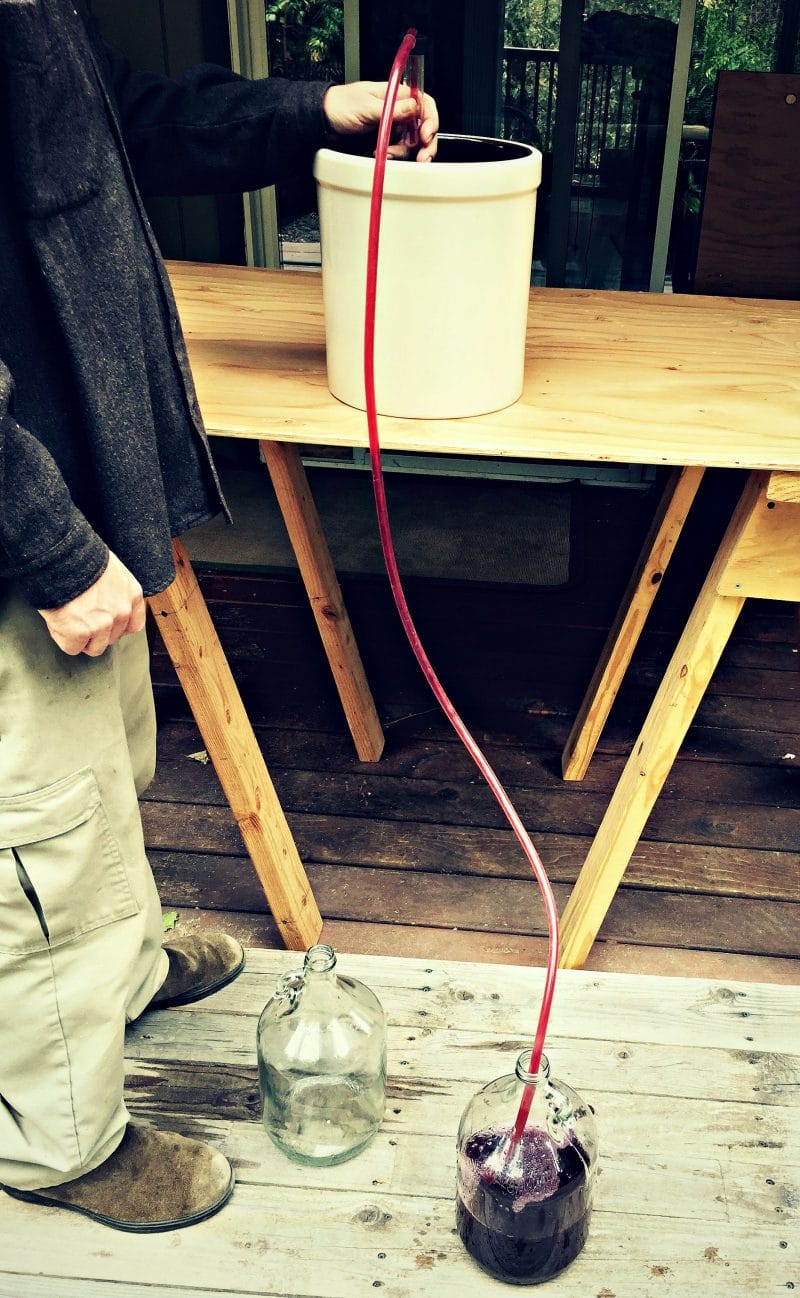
left=457, top=1125, right=591, bottom=1283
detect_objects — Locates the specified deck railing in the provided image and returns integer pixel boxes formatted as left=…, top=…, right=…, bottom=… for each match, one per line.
left=503, top=46, right=644, bottom=183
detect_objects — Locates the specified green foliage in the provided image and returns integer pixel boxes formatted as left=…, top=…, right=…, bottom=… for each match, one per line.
left=686, top=0, right=780, bottom=123
left=505, top=0, right=560, bottom=49
left=266, top=0, right=344, bottom=78
left=505, top=0, right=780, bottom=124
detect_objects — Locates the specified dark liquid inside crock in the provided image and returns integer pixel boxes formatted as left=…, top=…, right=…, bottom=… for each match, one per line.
left=332, top=133, right=534, bottom=165
left=457, top=1127, right=591, bottom=1284
left=433, top=135, right=533, bottom=164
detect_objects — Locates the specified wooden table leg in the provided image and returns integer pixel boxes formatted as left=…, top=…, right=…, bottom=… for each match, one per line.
left=558, top=470, right=791, bottom=969
left=148, top=539, right=322, bottom=951
left=562, top=465, right=705, bottom=781
left=260, top=440, right=385, bottom=762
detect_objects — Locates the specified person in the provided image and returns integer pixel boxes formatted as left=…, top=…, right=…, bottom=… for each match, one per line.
left=0, top=0, right=438, bottom=1232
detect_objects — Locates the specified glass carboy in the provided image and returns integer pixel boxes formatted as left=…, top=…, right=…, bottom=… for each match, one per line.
left=257, top=944, right=387, bottom=1166
left=456, top=1052, right=598, bottom=1284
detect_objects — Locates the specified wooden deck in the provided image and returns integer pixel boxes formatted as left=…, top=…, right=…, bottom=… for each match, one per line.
left=1, top=951, right=797, bottom=1296
left=1, top=471, right=797, bottom=1296
left=144, top=469, right=799, bottom=982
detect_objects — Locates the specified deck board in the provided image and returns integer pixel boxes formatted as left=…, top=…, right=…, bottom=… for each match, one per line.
left=142, top=802, right=800, bottom=902
left=2, top=951, right=797, bottom=1297
left=162, top=908, right=800, bottom=985
left=141, top=473, right=800, bottom=973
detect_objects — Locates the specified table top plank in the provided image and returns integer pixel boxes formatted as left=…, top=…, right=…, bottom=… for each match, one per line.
left=2, top=953, right=797, bottom=1297
left=168, top=261, right=800, bottom=472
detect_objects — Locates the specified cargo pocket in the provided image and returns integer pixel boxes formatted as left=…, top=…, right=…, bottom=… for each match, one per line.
left=0, top=769, right=139, bottom=956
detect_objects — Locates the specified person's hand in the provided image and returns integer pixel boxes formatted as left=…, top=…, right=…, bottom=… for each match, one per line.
left=323, top=81, right=438, bottom=162
left=38, top=550, right=146, bottom=657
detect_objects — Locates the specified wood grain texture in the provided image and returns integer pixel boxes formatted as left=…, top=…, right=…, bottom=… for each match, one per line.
left=148, top=540, right=321, bottom=950
left=559, top=480, right=764, bottom=966
left=563, top=466, right=705, bottom=779
left=2, top=951, right=797, bottom=1297
left=260, top=440, right=384, bottom=761
left=144, top=480, right=798, bottom=969
left=167, top=261, right=800, bottom=472
left=140, top=795, right=800, bottom=902
left=156, top=906, right=800, bottom=984
left=717, top=488, right=800, bottom=601
left=145, top=855, right=800, bottom=958
left=767, top=471, right=800, bottom=503
left=560, top=472, right=799, bottom=967
left=144, top=467, right=796, bottom=976
left=143, top=739, right=800, bottom=857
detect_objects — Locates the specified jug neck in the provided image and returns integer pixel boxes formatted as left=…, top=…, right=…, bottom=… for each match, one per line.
left=514, top=1052, right=550, bottom=1087
left=513, top=1051, right=577, bottom=1135
left=303, top=943, right=338, bottom=983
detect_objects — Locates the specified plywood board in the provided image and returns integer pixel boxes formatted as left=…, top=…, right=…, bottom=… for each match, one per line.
left=167, top=262, right=800, bottom=472
left=694, top=71, right=800, bottom=299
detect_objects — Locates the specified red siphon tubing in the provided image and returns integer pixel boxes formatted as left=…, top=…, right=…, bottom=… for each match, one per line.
left=363, top=29, right=560, bottom=1155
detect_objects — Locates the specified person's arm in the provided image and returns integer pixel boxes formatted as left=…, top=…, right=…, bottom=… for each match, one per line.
left=92, top=37, right=437, bottom=197
left=95, top=41, right=332, bottom=197
left=0, top=359, right=144, bottom=656
left=0, top=358, right=108, bottom=608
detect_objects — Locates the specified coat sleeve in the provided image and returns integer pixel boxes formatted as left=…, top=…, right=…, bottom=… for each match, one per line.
left=0, top=359, right=109, bottom=609
left=94, top=39, right=332, bottom=198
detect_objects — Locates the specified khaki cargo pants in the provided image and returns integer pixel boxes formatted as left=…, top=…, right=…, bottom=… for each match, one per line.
left=0, top=590, right=168, bottom=1189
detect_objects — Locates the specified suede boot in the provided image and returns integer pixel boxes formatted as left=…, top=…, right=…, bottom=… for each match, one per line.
left=1, top=1125, right=234, bottom=1231
left=148, top=932, right=245, bottom=1009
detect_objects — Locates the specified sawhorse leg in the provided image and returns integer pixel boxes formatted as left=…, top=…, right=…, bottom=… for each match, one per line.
left=260, top=440, right=385, bottom=762
left=559, top=470, right=800, bottom=968
left=148, top=539, right=322, bottom=951
left=562, top=465, right=705, bottom=780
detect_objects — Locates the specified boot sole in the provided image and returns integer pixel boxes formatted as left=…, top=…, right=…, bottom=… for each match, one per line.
left=1, top=1167, right=235, bottom=1232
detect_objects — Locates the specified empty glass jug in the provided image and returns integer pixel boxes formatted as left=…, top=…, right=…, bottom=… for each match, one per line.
left=257, top=944, right=387, bottom=1166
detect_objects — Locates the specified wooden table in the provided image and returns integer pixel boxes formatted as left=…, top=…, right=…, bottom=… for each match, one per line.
left=1, top=950, right=797, bottom=1295
left=157, top=262, right=800, bottom=963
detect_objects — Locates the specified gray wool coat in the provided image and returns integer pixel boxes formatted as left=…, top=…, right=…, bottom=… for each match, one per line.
left=0, top=0, right=329, bottom=608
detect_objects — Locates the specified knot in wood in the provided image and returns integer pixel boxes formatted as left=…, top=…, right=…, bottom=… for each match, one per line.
left=354, top=1205, right=392, bottom=1230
